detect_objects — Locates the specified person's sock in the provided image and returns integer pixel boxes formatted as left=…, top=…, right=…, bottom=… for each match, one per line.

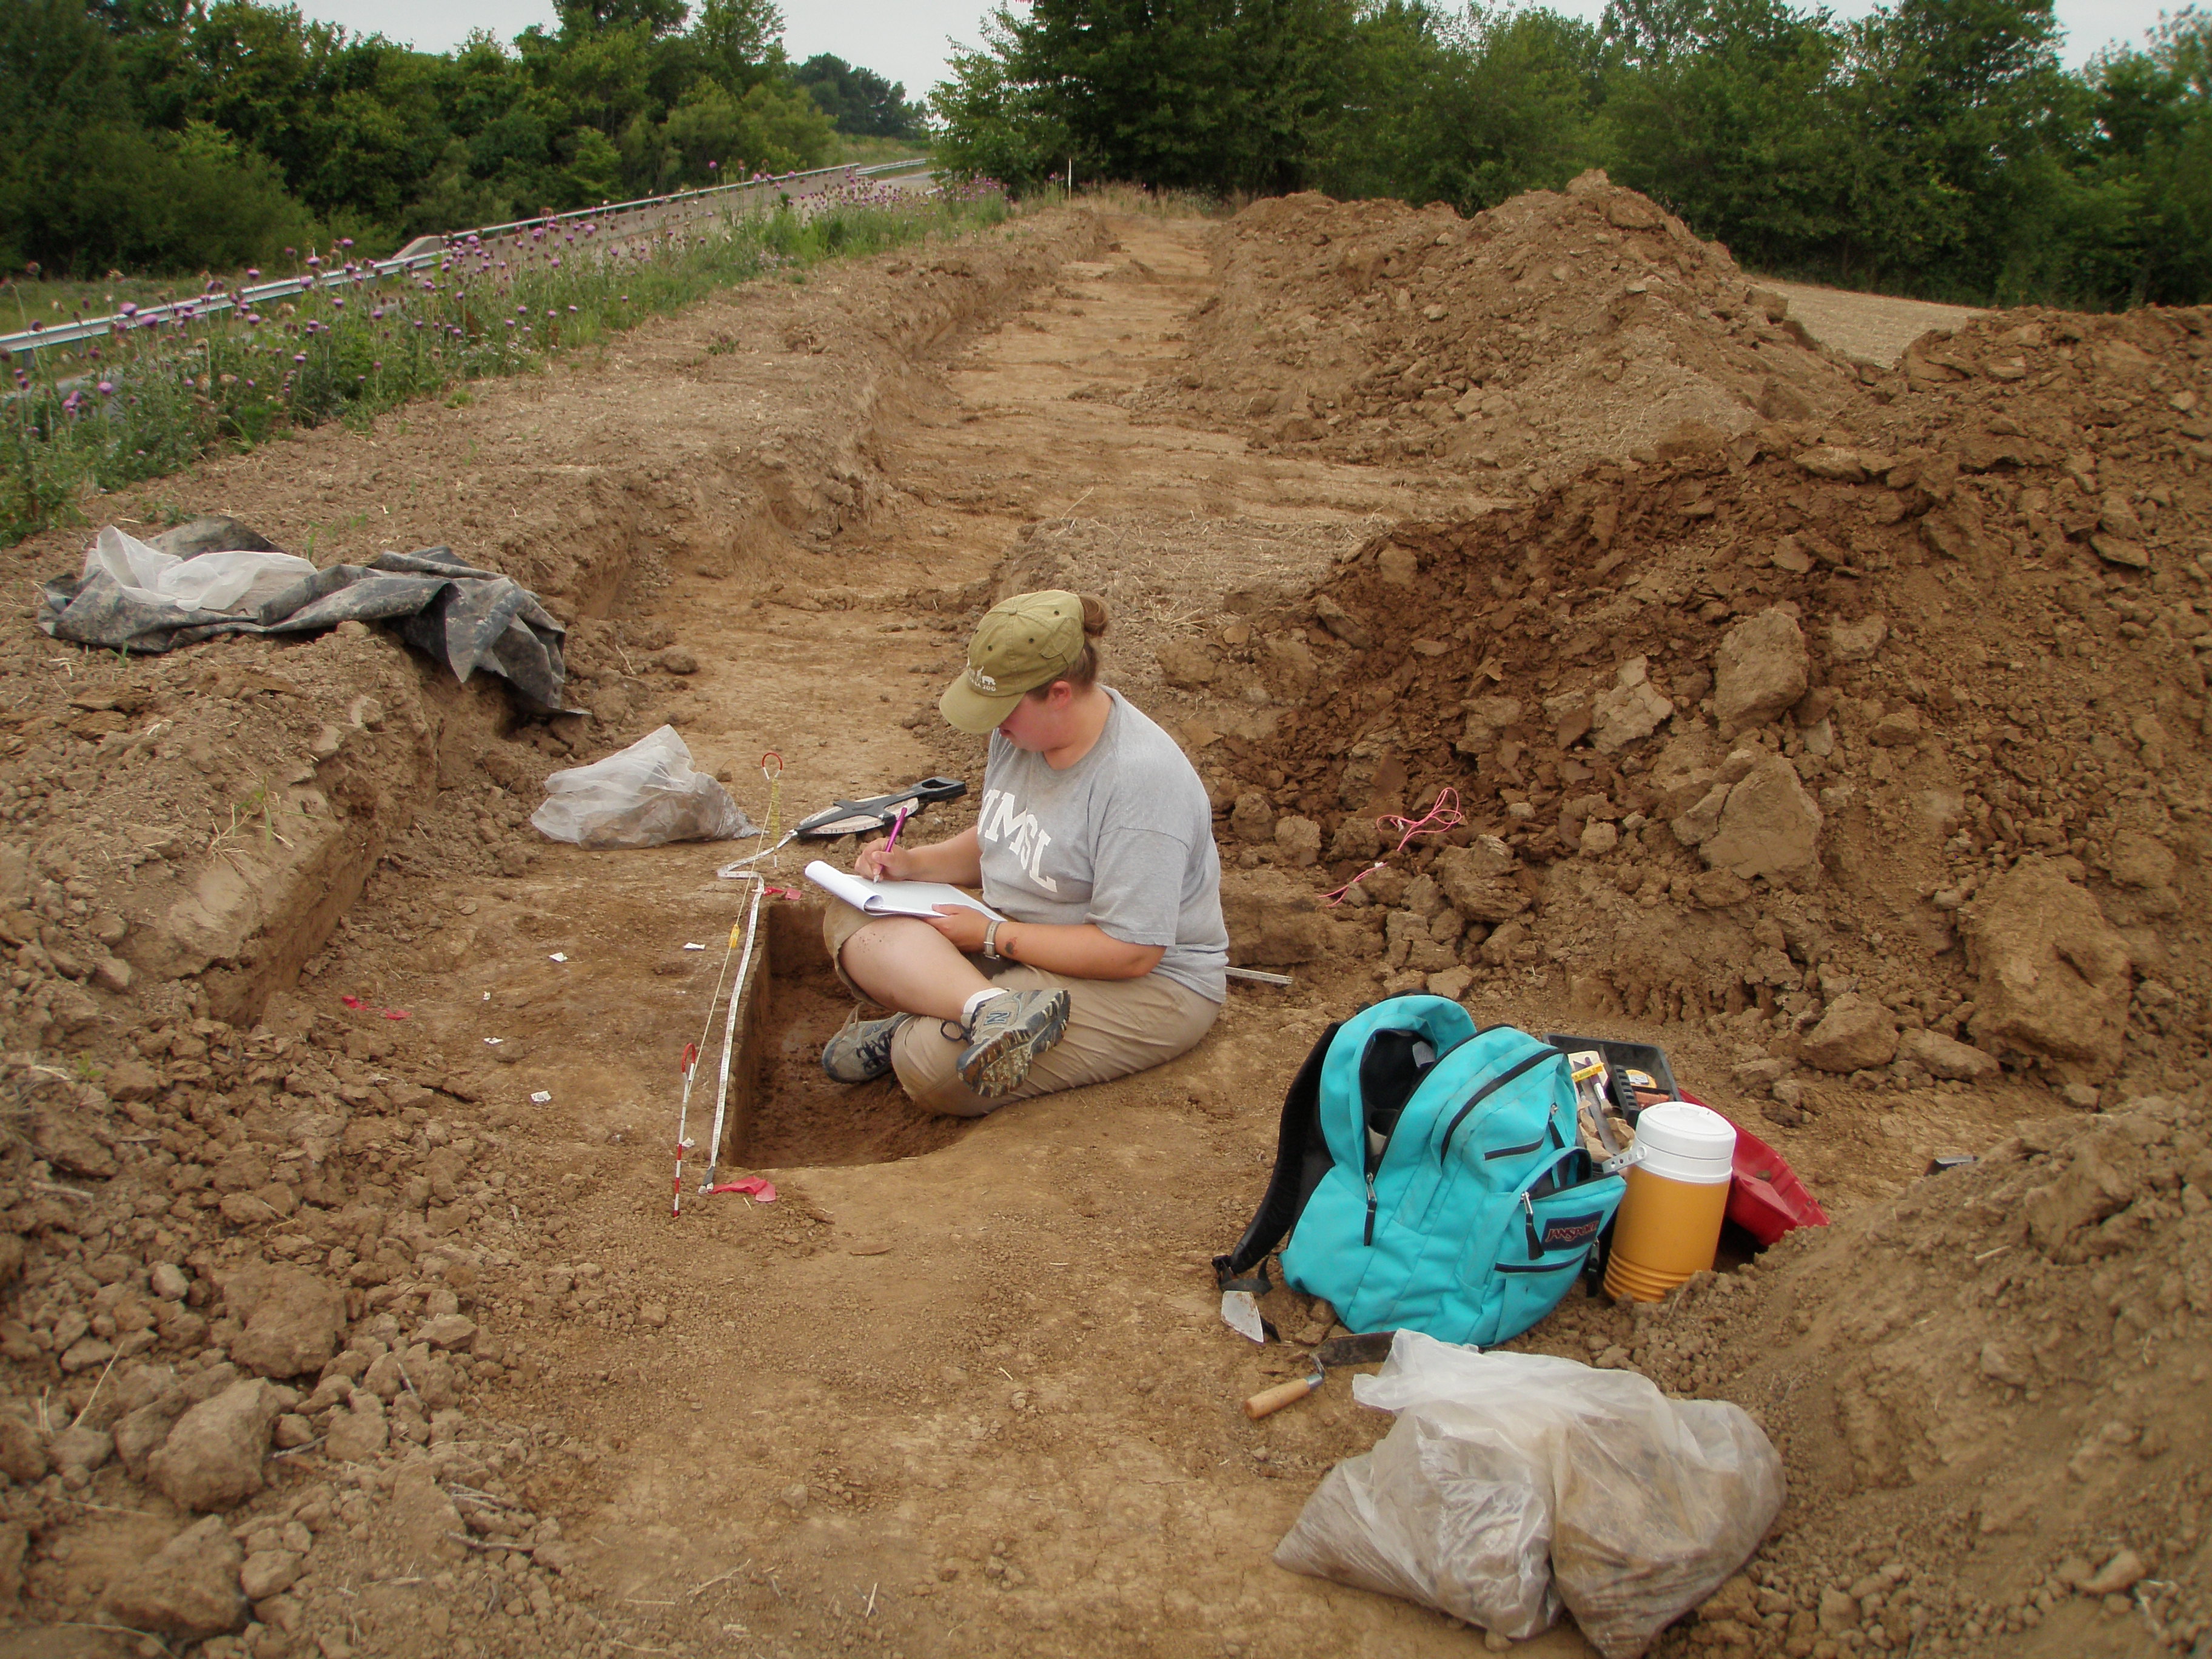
left=961, top=987, right=1009, bottom=1023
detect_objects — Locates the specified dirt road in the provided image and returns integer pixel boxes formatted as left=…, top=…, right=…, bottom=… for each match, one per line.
left=1758, top=280, right=1980, bottom=367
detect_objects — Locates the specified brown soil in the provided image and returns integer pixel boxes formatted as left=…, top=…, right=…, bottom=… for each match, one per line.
left=0, top=185, right=2204, bottom=1659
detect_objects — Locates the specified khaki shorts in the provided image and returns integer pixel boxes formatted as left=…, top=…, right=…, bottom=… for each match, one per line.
left=821, top=897, right=1221, bottom=1117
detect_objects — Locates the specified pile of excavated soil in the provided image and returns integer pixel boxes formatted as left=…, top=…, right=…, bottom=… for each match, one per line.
left=1204, top=300, right=2210, bottom=1112
left=1135, top=173, right=1861, bottom=484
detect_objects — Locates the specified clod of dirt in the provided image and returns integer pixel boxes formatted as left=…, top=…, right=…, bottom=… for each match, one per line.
left=1962, top=860, right=2137, bottom=1084
left=1713, top=606, right=1810, bottom=734
left=101, top=1513, right=247, bottom=1638
left=1798, top=992, right=1900, bottom=1073
left=224, top=1262, right=349, bottom=1378
left=147, top=1377, right=289, bottom=1512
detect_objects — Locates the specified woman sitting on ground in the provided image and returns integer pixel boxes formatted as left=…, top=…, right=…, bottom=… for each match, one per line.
left=818, top=590, right=1228, bottom=1113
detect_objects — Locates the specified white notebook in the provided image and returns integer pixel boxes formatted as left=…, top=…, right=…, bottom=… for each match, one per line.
left=802, top=860, right=1006, bottom=922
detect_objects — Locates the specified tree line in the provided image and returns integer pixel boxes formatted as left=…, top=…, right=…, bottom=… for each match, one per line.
left=933, top=0, right=2212, bottom=309
left=0, top=0, right=927, bottom=277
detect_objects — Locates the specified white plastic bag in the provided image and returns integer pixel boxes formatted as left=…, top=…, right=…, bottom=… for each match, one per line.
left=84, top=526, right=313, bottom=614
left=530, top=726, right=754, bottom=850
left=1275, top=1333, right=1784, bottom=1658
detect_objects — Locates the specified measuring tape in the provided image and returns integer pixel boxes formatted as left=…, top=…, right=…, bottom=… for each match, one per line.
left=672, top=752, right=786, bottom=1214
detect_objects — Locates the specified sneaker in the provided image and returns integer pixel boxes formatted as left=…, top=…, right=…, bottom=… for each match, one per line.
left=821, top=1010, right=911, bottom=1084
left=957, top=987, right=1071, bottom=1098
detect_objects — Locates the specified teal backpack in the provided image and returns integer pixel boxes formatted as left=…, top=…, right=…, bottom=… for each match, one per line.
left=1217, top=996, right=1626, bottom=1346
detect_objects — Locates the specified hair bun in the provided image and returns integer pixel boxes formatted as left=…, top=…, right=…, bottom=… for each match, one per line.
left=1078, top=594, right=1110, bottom=637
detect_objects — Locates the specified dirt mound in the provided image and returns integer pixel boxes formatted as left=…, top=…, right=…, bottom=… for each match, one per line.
left=1144, top=172, right=1860, bottom=483
left=1208, top=294, right=2209, bottom=1113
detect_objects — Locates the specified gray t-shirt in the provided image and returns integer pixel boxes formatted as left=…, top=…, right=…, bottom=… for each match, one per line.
left=979, top=688, right=1228, bottom=1002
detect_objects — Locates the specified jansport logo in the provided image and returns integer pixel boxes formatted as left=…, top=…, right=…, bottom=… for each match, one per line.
left=1541, top=1212, right=1603, bottom=1250
left=967, top=668, right=999, bottom=692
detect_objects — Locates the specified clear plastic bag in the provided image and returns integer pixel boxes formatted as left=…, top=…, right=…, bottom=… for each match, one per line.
left=84, top=525, right=314, bottom=614
left=530, top=726, right=756, bottom=850
left=1275, top=1333, right=1784, bottom=1658
left=1274, top=1404, right=1560, bottom=1638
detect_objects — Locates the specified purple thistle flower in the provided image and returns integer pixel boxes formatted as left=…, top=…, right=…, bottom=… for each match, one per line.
left=247, top=268, right=261, bottom=278
left=293, top=353, right=307, bottom=363
left=96, top=380, right=113, bottom=394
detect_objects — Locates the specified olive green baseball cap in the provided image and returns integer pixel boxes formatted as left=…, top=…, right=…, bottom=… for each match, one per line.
left=939, top=589, right=1086, bottom=733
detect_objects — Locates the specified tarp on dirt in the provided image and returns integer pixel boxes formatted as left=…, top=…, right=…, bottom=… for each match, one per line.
left=38, top=525, right=572, bottom=711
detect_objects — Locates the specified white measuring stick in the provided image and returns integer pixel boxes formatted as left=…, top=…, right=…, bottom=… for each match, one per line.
left=697, top=874, right=766, bottom=1193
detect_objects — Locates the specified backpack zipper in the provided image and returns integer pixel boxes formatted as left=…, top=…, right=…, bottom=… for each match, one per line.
left=1438, top=1047, right=1557, bottom=1159
left=1523, top=1191, right=1542, bottom=1255
left=1364, top=1171, right=1378, bottom=1245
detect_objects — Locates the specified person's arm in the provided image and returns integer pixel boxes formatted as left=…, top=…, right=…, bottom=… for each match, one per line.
left=854, top=823, right=982, bottom=886
left=916, top=907, right=1165, bottom=980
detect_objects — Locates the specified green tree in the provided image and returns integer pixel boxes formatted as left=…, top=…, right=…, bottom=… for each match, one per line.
left=1319, top=3, right=1601, bottom=211
left=793, top=52, right=926, bottom=137
left=655, top=75, right=834, bottom=186
left=1829, top=0, right=2082, bottom=297
left=934, top=21, right=1074, bottom=189
left=557, top=0, right=692, bottom=39
left=1598, top=0, right=1850, bottom=271
left=2082, top=10, right=2212, bottom=304
left=934, top=0, right=1359, bottom=194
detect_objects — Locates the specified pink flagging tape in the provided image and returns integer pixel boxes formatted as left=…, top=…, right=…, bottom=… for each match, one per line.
left=1321, top=788, right=1466, bottom=907
left=705, top=1176, right=777, bottom=1202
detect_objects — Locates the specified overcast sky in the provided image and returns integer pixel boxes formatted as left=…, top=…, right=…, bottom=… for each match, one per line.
left=298, top=0, right=2193, bottom=95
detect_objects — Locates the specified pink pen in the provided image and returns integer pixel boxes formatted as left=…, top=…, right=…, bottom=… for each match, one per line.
left=882, top=803, right=911, bottom=858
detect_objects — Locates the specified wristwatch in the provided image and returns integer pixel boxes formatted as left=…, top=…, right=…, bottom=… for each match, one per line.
left=984, top=920, right=1004, bottom=960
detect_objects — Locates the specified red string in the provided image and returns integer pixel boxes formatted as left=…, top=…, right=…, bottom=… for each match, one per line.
left=1321, top=788, right=1465, bottom=907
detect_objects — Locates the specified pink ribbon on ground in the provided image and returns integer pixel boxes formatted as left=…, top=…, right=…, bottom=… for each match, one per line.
left=705, top=1176, right=777, bottom=1202
left=1321, top=787, right=1467, bottom=907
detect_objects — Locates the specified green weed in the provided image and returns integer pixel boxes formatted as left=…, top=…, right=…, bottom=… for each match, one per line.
left=3, top=184, right=1012, bottom=548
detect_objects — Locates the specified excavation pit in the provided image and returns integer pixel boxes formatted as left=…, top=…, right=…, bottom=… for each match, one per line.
left=723, top=900, right=972, bottom=1170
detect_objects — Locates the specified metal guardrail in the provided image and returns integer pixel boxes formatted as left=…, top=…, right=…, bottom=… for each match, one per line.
left=0, top=158, right=934, bottom=360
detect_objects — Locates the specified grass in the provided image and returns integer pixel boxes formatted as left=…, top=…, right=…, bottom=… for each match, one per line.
left=1, top=173, right=1010, bottom=548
